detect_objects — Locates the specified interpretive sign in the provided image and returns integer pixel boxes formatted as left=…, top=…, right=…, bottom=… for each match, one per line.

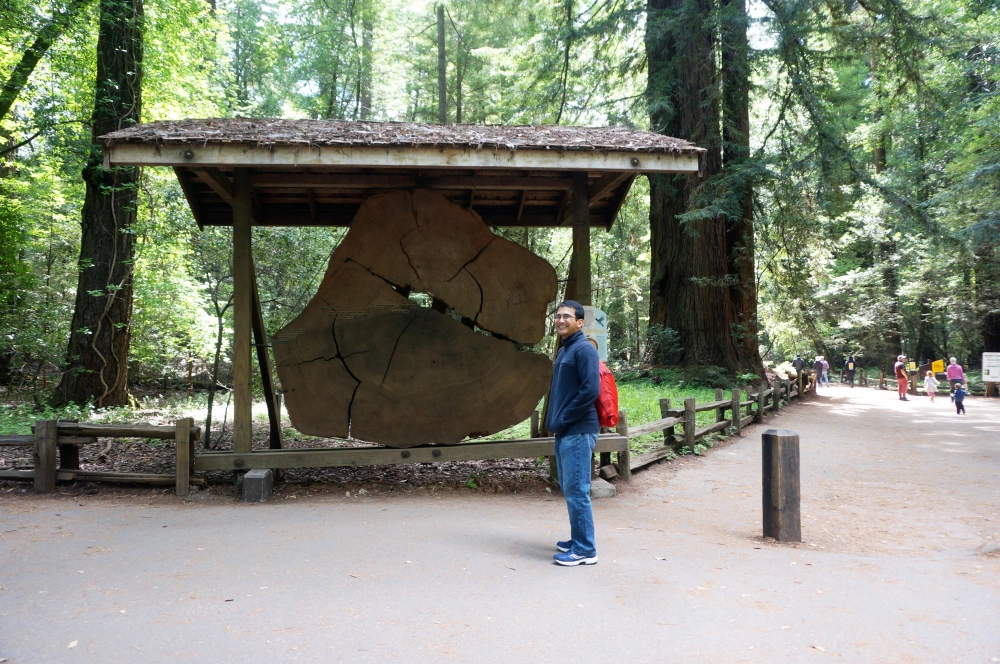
left=983, top=352, right=1000, bottom=383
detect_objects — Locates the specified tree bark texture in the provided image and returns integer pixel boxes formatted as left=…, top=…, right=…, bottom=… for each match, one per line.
left=55, top=0, right=142, bottom=407
left=273, top=189, right=557, bottom=447
left=645, top=0, right=759, bottom=372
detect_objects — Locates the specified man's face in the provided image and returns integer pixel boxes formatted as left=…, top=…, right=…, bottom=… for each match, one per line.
left=553, top=306, right=584, bottom=340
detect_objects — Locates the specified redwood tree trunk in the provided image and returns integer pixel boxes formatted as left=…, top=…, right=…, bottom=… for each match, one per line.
left=54, top=0, right=142, bottom=407
left=645, top=0, right=757, bottom=372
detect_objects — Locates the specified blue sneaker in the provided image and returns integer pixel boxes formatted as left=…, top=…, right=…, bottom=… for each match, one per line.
left=556, top=540, right=572, bottom=552
left=553, top=551, right=598, bottom=566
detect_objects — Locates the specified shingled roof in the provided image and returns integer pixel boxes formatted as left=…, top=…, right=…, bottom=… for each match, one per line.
left=99, top=118, right=702, bottom=155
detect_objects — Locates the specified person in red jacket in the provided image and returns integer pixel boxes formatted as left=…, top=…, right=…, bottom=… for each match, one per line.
left=894, top=355, right=909, bottom=401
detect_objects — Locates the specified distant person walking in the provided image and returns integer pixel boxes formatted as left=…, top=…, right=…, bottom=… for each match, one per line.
left=895, top=355, right=909, bottom=401
left=945, top=357, right=966, bottom=394
left=792, top=354, right=805, bottom=374
left=813, top=356, right=824, bottom=389
left=820, top=357, right=830, bottom=387
left=951, top=384, right=968, bottom=414
left=924, top=371, right=938, bottom=402
left=546, top=300, right=600, bottom=566
left=844, top=355, right=857, bottom=387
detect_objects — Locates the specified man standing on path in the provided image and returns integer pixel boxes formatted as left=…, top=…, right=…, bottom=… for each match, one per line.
left=895, top=355, right=909, bottom=401
left=546, top=300, right=601, bottom=566
left=844, top=355, right=857, bottom=387
left=946, top=357, right=966, bottom=394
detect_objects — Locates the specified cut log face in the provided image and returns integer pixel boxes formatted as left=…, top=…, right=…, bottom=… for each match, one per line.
left=273, top=189, right=557, bottom=447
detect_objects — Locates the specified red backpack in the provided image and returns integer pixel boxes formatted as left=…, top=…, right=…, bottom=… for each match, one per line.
left=595, top=361, right=619, bottom=428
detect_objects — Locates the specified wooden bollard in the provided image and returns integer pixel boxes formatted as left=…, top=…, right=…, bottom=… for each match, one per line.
left=731, top=388, right=742, bottom=433
left=175, top=417, right=193, bottom=497
left=755, top=382, right=766, bottom=423
left=33, top=419, right=57, bottom=493
left=684, top=397, right=696, bottom=454
left=616, top=410, right=631, bottom=483
left=762, top=429, right=801, bottom=542
left=715, top=388, right=725, bottom=422
left=659, top=398, right=675, bottom=448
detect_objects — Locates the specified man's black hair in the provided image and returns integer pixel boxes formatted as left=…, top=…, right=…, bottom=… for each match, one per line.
left=555, top=300, right=585, bottom=320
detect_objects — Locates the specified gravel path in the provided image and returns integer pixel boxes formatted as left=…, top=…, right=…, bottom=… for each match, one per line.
left=1, top=385, right=998, bottom=663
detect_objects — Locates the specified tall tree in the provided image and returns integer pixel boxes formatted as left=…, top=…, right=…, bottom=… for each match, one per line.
left=54, top=0, right=143, bottom=407
left=645, top=0, right=761, bottom=372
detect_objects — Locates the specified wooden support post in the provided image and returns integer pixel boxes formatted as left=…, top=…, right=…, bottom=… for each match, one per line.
left=175, top=417, right=193, bottom=497
left=232, top=168, right=253, bottom=454
left=571, top=172, right=591, bottom=306
left=909, top=373, right=918, bottom=396
left=33, top=420, right=57, bottom=492
left=879, top=370, right=885, bottom=390
left=616, top=410, right=631, bottom=483
left=731, top=389, right=742, bottom=433
left=761, top=429, right=801, bottom=542
left=684, top=397, right=696, bottom=454
left=250, top=255, right=283, bottom=450
left=797, top=372, right=803, bottom=398
left=771, top=380, right=779, bottom=411
left=755, top=381, right=766, bottom=423
left=660, top=398, right=675, bottom=447
left=530, top=410, right=540, bottom=438
left=715, top=388, right=725, bottom=421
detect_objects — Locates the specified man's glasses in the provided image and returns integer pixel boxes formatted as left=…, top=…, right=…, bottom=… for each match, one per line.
left=552, top=314, right=580, bottom=321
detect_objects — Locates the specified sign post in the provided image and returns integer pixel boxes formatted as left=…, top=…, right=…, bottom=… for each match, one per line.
left=582, top=306, right=608, bottom=362
left=984, top=353, right=1000, bottom=397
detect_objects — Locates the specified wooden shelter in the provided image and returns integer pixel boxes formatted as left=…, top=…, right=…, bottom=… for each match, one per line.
left=99, top=119, right=703, bottom=485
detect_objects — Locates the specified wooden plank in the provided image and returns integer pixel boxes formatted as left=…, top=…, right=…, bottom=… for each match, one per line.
left=55, top=424, right=198, bottom=440
left=587, top=171, right=631, bottom=203
left=232, top=168, right=254, bottom=454
left=59, top=470, right=207, bottom=487
left=33, top=420, right=57, bottom=492
left=571, top=173, right=591, bottom=305
left=0, top=435, right=34, bottom=445
left=629, top=446, right=675, bottom=471
left=684, top=397, right=697, bottom=454
left=251, top=173, right=577, bottom=191
left=731, top=388, right=742, bottom=434
left=193, top=167, right=235, bottom=205
left=250, top=254, right=283, bottom=450
left=740, top=415, right=754, bottom=428
left=762, top=429, right=801, bottom=542
left=625, top=416, right=683, bottom=438
left=108, top=142, right=702, bottom=174
left=175, top=418, right=192, bottom=497
left=193, top=435, right=629, bottom=472
left=659, top=398, right=675, bottom=447
left=616, top=411, right=631, bottom=484
left=694, top=399, right=731, bottom=413
left=696, top=420, right=730, bottom=438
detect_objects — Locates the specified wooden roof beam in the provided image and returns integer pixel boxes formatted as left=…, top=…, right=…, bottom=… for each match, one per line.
left=192, top=168, right=235, bottom=206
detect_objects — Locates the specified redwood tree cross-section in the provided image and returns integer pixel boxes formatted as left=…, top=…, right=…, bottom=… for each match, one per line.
left=272, top=189, right=557, bottom=447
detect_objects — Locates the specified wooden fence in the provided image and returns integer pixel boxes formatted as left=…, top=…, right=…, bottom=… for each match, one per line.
left=618, top=373, right=813, bottom=474
left=0, top=372, right=814, bottom=496
left=0, top=419, right=203, bottom=494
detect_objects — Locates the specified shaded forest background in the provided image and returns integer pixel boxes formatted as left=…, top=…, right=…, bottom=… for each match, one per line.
left=1, top=0, right=998, bottom=405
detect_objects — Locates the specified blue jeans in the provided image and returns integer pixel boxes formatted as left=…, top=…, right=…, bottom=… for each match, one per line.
left=820, top=371, right=829, bottom=386
left=554, top=432, right=597, bottom=557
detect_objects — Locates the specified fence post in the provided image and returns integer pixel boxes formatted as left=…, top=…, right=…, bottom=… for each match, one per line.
left=797, top=372, right=803, bottom=398
left=33, top=419, right=57, bottom=493
left=755, top=381, right=766, bottom=423
left=660, top=398, right=675, bottom=448
left=762, top=429, right=801, bottom=542
left=684, top=397, right=696, bottom=454
left=616, top=410, right=631, bottom=483
left=714, top=388, right=725, bottom=422
left=731, top=388, right=742, bottom=433
left=175, top=417, right=193, bottom=497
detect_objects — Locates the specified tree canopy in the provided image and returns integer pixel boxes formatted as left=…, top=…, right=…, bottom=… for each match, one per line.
left=1, top=0, right=997, bottom=402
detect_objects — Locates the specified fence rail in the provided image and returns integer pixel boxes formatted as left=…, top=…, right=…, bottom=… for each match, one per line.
left=620, top=372, right=813, bottom=474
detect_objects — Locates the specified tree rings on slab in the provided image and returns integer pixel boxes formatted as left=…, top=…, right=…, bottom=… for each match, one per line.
left=273, top=189, right=556, bottom=447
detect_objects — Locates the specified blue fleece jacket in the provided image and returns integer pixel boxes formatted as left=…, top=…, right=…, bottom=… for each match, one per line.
left=545, top=330, right=600, bottom=436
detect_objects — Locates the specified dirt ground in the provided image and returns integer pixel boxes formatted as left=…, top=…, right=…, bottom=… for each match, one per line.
left=1, top=385, right=998, bottom=663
